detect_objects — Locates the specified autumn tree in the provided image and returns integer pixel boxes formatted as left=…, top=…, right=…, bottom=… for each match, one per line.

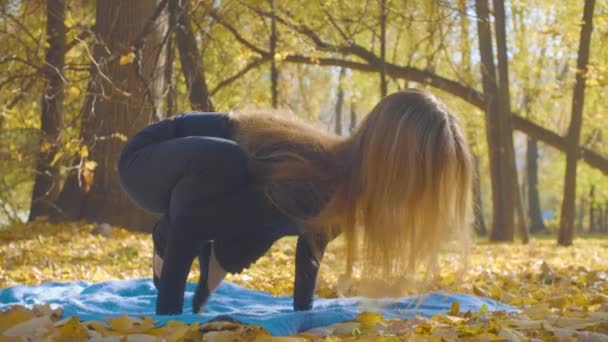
left=475, top=0, right=520, bottom=241
left=171, top=0, right=214, bottom=112
left=53, top=0, right=169, bottom=230
left=28, top=0, right=66, bottom=221
left=559, top=0, right=597, bottom=245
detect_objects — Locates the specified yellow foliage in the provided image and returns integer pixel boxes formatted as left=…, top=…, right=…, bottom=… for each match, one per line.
left=0, top=306, right=34, bottom=334
left=54, top=317, right=88, bottom=341
left=120, top=52, right=136, bottom=65
left=356, top=312, right=384, bottom=328
left=1, top=221, right=608, bottom=340
left=67, top=86, right=81, bottom=103
left=108, top=315, right=155, bottom=334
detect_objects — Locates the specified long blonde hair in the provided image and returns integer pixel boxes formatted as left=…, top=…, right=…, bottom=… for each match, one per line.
left=232, top=89, right=473, bottom=282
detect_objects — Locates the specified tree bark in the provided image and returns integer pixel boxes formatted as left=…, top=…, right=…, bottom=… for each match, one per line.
left=473, top=153, right=487, bottom=236
left=334, top=68, right=345, bottom=135
left=29, top=0, right=66, bottom=221
left=172, top=0, right=214, bottom=111
left=53, top=0, right=168, bottom=231
left=526, top=138, right=545, bottom=233
left=494, top=0, right=529, bottom=243
left=475, top=0, right=516, bottom=241
left=558, top=0, right=596, bottom=246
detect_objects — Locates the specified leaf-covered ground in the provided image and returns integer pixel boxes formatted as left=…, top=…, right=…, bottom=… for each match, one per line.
left=1, top=220, right=608, bottom=341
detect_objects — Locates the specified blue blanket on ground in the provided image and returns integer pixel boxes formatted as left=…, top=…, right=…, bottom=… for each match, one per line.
left=0, top=279, right=516, bottom=335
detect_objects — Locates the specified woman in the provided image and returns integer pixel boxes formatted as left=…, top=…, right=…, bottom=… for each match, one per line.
left=118, top=89, right=473, bottom=315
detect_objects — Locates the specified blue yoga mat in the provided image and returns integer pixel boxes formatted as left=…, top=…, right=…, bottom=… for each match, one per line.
left=0, top=279, right=516, bottom=335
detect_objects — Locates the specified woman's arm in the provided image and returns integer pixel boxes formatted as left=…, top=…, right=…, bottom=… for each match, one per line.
left=293, top=231, right=330, bottom=311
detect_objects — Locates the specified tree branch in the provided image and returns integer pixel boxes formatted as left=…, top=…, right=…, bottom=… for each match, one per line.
left=212, top=7, right=608, bottom=174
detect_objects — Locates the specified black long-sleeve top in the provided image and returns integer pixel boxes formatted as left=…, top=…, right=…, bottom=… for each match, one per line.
left=135, top=112, right=330, bottom=311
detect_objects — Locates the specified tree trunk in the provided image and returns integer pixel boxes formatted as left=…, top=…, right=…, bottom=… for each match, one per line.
left=53, top=0, right=169, bottom=231
left=494, top=0, right=528, bottom=243
left=589, top=185, right=597, bottom=233
left=598, top=200, right=604, bottom=234
left=334, top=68, right=345, bottom=135
left=172, top=0, right=214, bottom=111
left=164, top=2, right=177, bottom=115
left=379, top=0, right=387, bottom=96
left=270, top=0, right=279, bottom=108
left=473, top=153, right=487, bottom=236
left=458, top=0, right=485, bottom=236
left=350, top=101, right=357, bottom=133
left=577, top=196, right=586, bottom=232
left=475, top=0, right=516, bottom=241
left=527, top=138, right=545, bottom=233
left=558, top=0, right=596, bottom=246
left=29, top=0, right=66, bottom=221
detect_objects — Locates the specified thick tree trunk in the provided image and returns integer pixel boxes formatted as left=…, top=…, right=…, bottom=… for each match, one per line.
left=475, top=0, right=516, bottom=241
left=558, top=0, right=596, bottom=246
left=53, top=0, right=168, bottom=231
left=334, top=68, right=345, bottom=135
left=526, top=138, right=545, bottom=233
left=172, top=0, right=214, bottom=111
left=29, top=0, right=66, bottom=221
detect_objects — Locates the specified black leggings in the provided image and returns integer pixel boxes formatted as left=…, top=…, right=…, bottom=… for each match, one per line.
left=118, top=119, right=298, bottom=314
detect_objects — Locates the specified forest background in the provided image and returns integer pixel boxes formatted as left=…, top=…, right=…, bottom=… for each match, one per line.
left=1, top=0, right=608, bottom=244
left=2, top=0, right=608, bottom=339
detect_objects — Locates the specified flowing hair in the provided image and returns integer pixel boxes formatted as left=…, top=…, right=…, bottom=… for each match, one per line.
left=232, top=89, right=473, bottom=284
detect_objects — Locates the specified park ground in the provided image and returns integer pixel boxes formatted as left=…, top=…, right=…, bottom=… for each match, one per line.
left=1, top=220, right=608, bottom=340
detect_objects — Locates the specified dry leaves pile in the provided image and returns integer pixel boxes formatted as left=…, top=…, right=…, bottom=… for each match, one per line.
left=1, top=220, right=608, bottom=341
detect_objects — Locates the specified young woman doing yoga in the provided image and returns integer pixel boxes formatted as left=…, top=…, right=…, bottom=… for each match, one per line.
left=118, top=89, right=473, bottom=315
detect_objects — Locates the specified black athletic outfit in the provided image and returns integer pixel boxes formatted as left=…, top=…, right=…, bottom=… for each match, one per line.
left=118, top=112, right=329, bottom=315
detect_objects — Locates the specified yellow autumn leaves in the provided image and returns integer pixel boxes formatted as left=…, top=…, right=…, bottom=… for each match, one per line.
left=1, top=220, right=608, bottom=340
left=0, top=305, right=267, bottom=341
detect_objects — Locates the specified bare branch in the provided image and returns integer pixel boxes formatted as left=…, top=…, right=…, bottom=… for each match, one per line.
left=211, top=2, right=608, bottom=174
left=211, top=57, right=269, bottom=95
left=208, top=9, right=267, bottom=55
